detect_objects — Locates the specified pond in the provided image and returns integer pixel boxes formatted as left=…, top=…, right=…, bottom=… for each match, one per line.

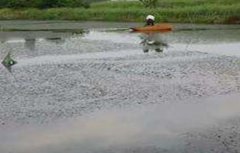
left=0, top=21, right=240, bottom=153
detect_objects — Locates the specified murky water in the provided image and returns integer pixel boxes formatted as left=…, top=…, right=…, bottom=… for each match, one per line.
left=0, top=21, right=240, bottom=153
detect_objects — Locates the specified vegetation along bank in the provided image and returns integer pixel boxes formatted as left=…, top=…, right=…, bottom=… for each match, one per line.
left=0, top=0, right=239, bottom=24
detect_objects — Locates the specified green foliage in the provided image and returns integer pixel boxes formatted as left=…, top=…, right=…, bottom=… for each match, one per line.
left=0, top=0, right=239, bottom=24
left=92, top=1, right=143, bottom=9
left=38, top=0, right=61, bottom=8
left=139, top=0, right=158, bottom=8
left=0, top=0, right=93, bottom=9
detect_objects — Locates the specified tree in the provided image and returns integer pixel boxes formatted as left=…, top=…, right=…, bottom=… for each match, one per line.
left=38, top=0, right=66, bottom=8
left=139, top=0, right=158, bottom=8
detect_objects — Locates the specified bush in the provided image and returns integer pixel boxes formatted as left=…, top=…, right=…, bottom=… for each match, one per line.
left=139, top=0, right=158, bottom=8
left=0, top=0, right=91, bottom=9
left=39, top=0, right=64, bottom=8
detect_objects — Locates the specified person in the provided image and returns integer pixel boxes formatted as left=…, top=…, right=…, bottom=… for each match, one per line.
left=145, top=15, right=155, bottom=26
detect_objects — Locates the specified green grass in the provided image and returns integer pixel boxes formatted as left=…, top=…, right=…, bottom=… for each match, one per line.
left=0, top=0, right=239, bottom=24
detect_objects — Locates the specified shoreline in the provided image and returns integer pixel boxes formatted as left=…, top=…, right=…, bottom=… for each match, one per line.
left=0, top=20, right=239, bottom=32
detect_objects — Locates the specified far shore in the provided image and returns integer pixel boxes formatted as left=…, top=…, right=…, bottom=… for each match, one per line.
left=0, top=0, right=239, bottom=24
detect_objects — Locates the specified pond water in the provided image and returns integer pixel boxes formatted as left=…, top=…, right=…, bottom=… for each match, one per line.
left=0, top=21, right=240, bottom=153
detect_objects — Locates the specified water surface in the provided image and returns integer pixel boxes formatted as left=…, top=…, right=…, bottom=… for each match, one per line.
left=0, top=21, right=240, bottom=153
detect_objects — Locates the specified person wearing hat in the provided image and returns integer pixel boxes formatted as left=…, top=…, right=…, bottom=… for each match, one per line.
left=145, top=15, right=155, bottom=26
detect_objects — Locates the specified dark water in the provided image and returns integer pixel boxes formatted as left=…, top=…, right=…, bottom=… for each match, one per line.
left=0, top=21, right=240, bottom=153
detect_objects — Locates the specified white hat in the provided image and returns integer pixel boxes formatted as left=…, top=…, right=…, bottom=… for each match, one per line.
left=146, top=15, right=155, bottom=21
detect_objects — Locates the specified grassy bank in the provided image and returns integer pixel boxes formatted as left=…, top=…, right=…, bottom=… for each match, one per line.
left=0, top=0, right=239, bottom=24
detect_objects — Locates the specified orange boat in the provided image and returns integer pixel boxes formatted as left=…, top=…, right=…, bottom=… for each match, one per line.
left=131, top=23, right=173, bottom=33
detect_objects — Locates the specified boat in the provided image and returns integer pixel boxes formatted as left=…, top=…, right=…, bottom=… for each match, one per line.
left=130, top=23, right=173, bottom=33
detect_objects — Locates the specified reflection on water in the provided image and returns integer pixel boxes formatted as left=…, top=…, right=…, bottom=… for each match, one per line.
left=45, top=37, right=66, bottom=44
left=0, top=22, right=240, bottom=153
left=1, top=94, right=240, bottom=153
left=0, top=25, right=239, bottom=61
left=0, top=29, right=84, bottom=52
left=140, top=33, right=169, bottom=53
left=24, top=38, right=36, bottom=51
left=0, top=29, right=84, bottom=72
